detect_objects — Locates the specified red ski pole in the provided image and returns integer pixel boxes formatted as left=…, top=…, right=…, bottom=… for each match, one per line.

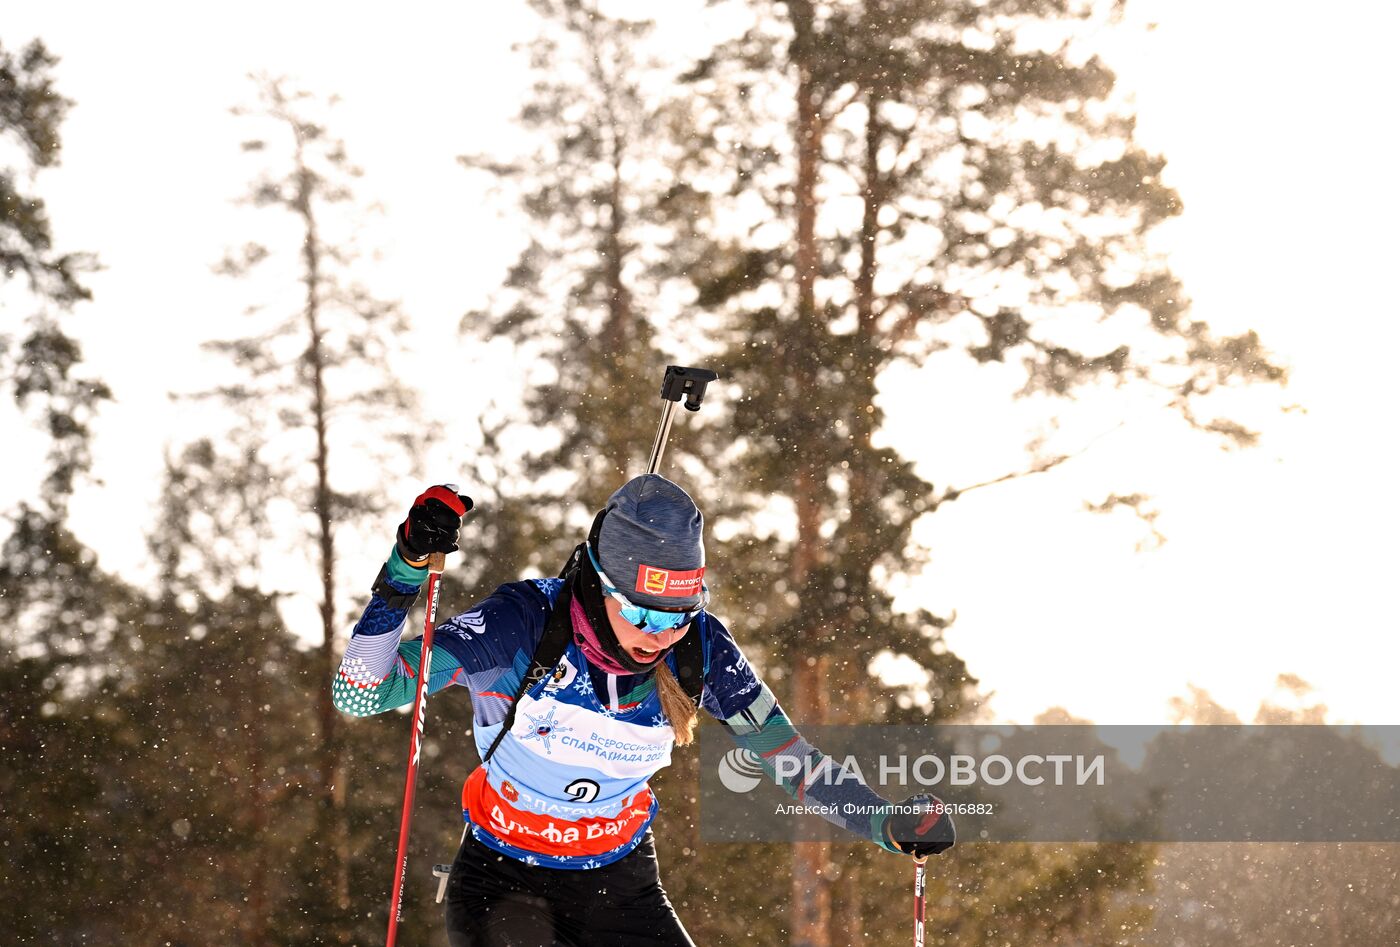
left=385, top=550, right=447, bottom=947
left=912, top=855, right=928, bottom=947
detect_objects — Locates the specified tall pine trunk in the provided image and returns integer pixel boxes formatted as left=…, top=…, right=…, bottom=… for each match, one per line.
left=600, top=120, right=634, bottom=481
left=294, top=149, right=351, bottom=940
left=788, top=4, right=834, bottom=942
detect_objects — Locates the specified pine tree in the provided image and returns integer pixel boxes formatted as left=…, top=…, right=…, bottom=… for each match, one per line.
left=0, top=39, right=141, bottom=943
left=458, top=1, right=1290, bottom=941
left=1, top=39, right=106, bottom=512
left=458, top=2, right=736, bottom=933
left=663, top=1, right=1286, bottom=942
left=0, top=531, right=153, bottom=943
left=461, top=0, right=694, bottom=559
left=198, top=75, right=420, bottom=943
left=2, top=37, right=107, bottom=599
left=132, top=436, right=321, bottom=943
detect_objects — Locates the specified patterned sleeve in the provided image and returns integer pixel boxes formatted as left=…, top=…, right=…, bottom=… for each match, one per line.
left=331, top=548, right=465, bottom=717
left=700, top=614, right=900, bottom=853
left=332, top=552, right=555, bottom=719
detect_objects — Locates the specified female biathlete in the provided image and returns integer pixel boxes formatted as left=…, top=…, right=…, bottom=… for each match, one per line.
left=334, top=474, right=954, bottom=946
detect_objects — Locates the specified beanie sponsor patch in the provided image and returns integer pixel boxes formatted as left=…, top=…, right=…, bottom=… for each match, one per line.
left=636, top=564, right=705, bottom=598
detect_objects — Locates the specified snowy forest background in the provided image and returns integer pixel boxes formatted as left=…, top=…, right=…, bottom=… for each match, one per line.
left=3, top=0, right=1398, bottom=944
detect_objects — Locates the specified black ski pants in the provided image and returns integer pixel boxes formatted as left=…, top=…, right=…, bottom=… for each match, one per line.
left=444, top=831, right=696, bottom=947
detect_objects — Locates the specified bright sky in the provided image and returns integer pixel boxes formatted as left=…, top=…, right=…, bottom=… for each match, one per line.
left=5, top=1, right=1398, bottom=726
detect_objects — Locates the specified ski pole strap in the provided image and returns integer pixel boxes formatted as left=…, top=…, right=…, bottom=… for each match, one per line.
left=371, top=563, right=421, bottom=611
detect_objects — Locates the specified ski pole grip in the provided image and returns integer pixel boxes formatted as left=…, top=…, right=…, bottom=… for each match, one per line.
left=427, top=552, right=447, bottom=574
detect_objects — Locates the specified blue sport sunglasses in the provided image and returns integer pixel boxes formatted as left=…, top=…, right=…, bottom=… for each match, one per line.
left=586, top=544, right=708, bottom=635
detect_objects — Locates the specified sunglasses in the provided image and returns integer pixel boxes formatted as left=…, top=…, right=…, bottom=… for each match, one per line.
left=586, top=544, right=708, bottom=635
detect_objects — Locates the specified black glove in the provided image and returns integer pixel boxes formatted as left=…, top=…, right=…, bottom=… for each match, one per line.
left=396, top=485, right=473, bottom=565
left=884, top=793, right=955, bottom=858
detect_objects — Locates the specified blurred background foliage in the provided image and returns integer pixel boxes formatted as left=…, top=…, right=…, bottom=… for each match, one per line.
left=2, top=2, right=1395, bottom=944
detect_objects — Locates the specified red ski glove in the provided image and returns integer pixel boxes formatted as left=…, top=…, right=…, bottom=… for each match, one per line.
left=396, top=485, right=473, bottom=566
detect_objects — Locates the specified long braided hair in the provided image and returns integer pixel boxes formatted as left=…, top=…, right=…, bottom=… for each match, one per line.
left=654, top=660, right=698, bottom=746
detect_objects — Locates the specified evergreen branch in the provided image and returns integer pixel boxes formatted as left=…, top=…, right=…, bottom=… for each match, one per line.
left=931, top=420, right=1124, bottom=510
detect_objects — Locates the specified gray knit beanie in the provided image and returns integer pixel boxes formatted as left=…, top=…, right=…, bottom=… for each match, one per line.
left=596, top=474, right=706, bottom=610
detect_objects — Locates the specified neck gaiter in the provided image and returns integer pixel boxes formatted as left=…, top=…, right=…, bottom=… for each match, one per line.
left=569, top=594, right=635, bottom=676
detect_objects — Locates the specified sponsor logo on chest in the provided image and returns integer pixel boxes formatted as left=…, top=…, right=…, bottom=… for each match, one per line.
left=511, top=678, right=674, bottom=777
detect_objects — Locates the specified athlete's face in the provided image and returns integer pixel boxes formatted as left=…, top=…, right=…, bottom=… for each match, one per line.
left=605, top=597, right=693, bottom=665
